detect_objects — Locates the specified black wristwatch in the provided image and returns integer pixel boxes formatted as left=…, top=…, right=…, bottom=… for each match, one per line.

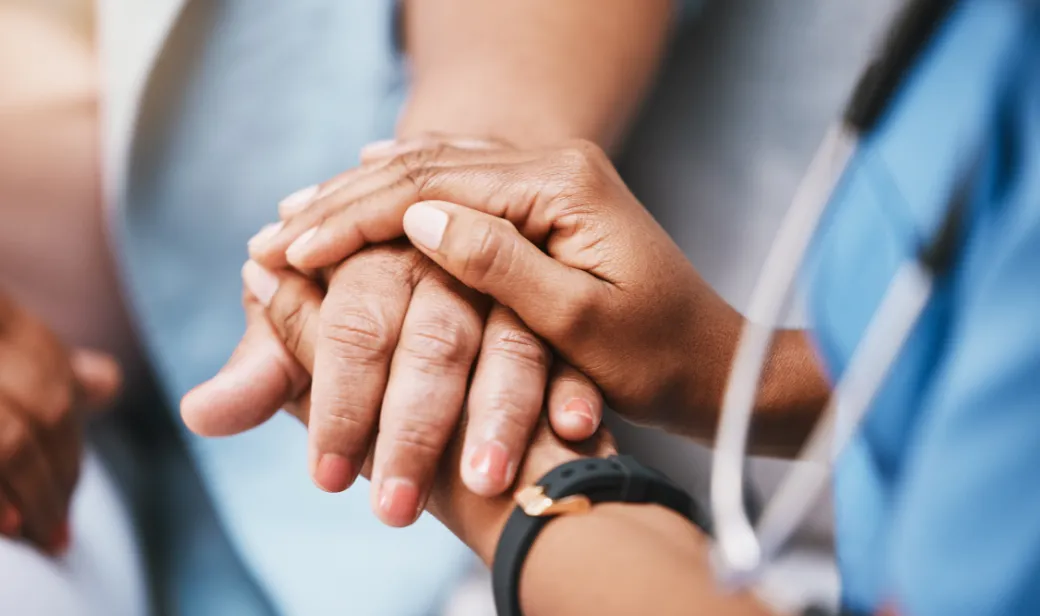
left=491, top=455, right=711, bottom=616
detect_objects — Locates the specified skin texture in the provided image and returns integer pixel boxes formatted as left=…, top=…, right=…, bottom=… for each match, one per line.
left=249, top=139, right=830, bottom=454
left=244, top=138, right=894, bottom=616
left=182, top=0, right=675, bottom=527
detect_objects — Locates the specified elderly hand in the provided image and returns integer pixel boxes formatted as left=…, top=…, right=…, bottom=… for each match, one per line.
left=183, top=142, right=605, bottom=528
left=0, top=293, right=122, bottom=553
left=248, top=139, right=786, bottom=439
left=224, top=265, right=617, bottom=562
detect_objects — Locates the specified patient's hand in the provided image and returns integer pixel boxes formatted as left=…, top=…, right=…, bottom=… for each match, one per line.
left=0, top=292, right=121, bottom=553
left=183, top=157, right=604, bottom=527
left=202, top=266, right=615, bottom=559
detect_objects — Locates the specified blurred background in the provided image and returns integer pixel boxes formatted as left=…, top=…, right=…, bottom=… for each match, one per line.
left=0, top=1, right=899, bottom=614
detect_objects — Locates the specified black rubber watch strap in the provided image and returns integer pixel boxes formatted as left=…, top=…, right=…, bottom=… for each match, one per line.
left=492, top=455, right=710, bottom=616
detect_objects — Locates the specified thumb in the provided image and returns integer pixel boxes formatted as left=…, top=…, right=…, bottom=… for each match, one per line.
left=402, top=200, right=604, bottom=345
left=70, top=349, right=123, bottom=411
left=181, top=292, right=309, bottom=437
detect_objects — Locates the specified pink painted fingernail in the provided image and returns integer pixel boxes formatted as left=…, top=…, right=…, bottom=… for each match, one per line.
left=1, top=507, right=21, bottom=535
left=313, top=453, right=355, bottom=493
left=241, top=261, right=279, bottom=307
left=248, top=221, right=284, bottom=250
left=561, top=398, right=597, bottom=433
left=403, top=203, right=448, bottom=251
left=285, top=227, right=319, bottom=263
left=378, top=478, right=420, bottom=526
left=466, top=440, right=512, bottom=493
left=279, top=185, right=319, bottom=215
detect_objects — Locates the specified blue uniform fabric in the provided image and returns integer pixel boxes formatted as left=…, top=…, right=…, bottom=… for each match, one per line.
left=114, top=1, right=472, bottom=614
left=805, top=1, right=1040, bottom=614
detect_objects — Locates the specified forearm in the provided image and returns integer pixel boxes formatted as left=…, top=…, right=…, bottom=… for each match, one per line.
left=398, top=0, right=674, bottom=149
left=517, top=503, right=773, bottom=616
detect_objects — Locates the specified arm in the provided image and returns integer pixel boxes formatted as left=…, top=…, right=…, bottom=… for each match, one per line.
left=516, top=503, right=772, bottom=616
left=398, top=0, right=675, bottom=149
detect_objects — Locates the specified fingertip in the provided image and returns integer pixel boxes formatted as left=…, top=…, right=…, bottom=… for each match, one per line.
left=549, top=397, right=601, bottom=442
left=460, top=441, right=514, bottom=497
left=311, top=452, right=356, bottom=493
left=375, top=477, right=421, bottom=527
left=402, top=202, right=450, bottom=252
left=69, top=349, right=123, bottom=409
left=179, top=354, right=284, bottom=437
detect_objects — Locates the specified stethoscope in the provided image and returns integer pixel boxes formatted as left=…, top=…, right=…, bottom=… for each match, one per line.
left=709, top=0, right=966, bottom=600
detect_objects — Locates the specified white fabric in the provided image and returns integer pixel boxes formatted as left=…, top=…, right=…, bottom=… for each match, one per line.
left=0, top=452, right=149, bottom=616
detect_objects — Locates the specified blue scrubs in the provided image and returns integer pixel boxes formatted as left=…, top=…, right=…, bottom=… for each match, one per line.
left=805, top=1, right=1040, bottom=614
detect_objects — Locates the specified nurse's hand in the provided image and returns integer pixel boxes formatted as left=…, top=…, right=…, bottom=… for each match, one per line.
left=0, top=293, right=122, bottom=553
left=249, top=139, right=745, bottom=438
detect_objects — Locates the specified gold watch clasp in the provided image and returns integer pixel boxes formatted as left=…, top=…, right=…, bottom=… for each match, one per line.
left=514, top=485, right=591, bottom=517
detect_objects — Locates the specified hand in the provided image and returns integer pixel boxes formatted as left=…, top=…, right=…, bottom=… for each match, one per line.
left=219, top=265, right=617, bottom=563
left=182, top=245, right=604, bottom=528
left=0, top=293, right=122, bottom=552
left=247, top=139, right=744, bottom=437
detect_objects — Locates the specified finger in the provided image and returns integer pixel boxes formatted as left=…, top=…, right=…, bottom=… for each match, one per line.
left=511, top=418, right=618, bottom=488
left=403, top=200, right=608, bottom=350
left=546, top=362, right=603, bottom=442
left=0, top=339, right=81, bottom=510
left=308, top=246, right=416, bottom=493
left=248, top=146, right=544, bottom=270
left=461, top=305, right=549, bottom=496
left=180, top=278, right=310, bottom=437
left=246, top=261, right=325, bottom=374
left=69, top=349, right=123, bottom=411
left=0, top=409, right=64, bottom=550
left=242, top=261, right=326, bottom=427
left=0, top=331, right=76, bottom=432
left=360, top=135, right=502, bottom=164
left=371, top=269, right=486, bottom=527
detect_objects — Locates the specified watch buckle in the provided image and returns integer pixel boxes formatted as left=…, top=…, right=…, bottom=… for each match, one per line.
left=514, top=486, right=591, bottom=517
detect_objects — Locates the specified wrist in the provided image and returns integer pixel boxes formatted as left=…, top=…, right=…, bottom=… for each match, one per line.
left=675, top=313, right=828, bottom=456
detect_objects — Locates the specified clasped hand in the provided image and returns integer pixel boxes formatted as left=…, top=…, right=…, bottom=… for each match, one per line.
left=183, top=138, right=738, bottom=533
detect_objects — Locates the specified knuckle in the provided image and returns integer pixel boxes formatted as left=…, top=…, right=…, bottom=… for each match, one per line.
left=320, top=307, right=395, bottom=362
left=384, top=416, right=447, bottom=460
left=475, top=391, right=536, bottom=438
left=484, top=327, right=550, bottom=371
left=392, top=145, right=447, bottom=196
left=319, top=403, right=370, bottom=436
left=280, top=302, right=312, bottom=356
left=400, top=320, right=476, bottom=372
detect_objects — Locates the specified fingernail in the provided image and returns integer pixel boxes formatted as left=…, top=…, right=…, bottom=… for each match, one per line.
left=279, top=185, right=320, bottom=215
left=561, top=398, right=597, bottom=433
left=241, top=261, right=279, bottom=307
left=285, top=227, right=319, bottom=264
left=1, top=507, right=21, bottom=535
left=360, top=139, right=398, bottom=159
left=313, top=453, right=355, bottom=493
left=50, top=521, right=71, bottom=555
left=466, top=440, right=512, bottom=493
left=378, top=477, right=420, bottom=526
left=248, top=221, right=283, bottom=249
left=403, top=203, right=448, bottom=251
